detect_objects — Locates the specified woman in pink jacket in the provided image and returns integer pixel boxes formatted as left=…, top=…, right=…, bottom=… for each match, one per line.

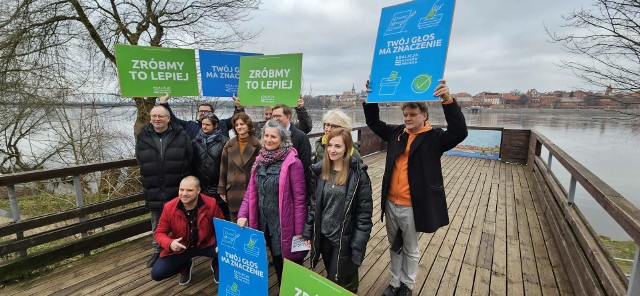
left=237, top=119, right=308, bottom=285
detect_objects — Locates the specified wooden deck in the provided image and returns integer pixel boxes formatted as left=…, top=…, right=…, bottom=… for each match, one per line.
left=1, top=152, right=573, bottom=295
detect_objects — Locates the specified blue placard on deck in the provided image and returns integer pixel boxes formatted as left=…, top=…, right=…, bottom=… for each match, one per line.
left=214, top=218, right=268, bottom=296
left=199, top=50, right=262, bottom=97
left=368, top=0, right=455, bottom=102
left=444, top=129, right=501, bottom=160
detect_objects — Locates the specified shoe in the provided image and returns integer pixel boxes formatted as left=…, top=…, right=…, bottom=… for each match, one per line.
left=383, top=284, right=398, bottom=296
left=210, top=259, right=219, bottom=284
left=147, top=252, right=160, bottom=268
left=178, top=259, right=194, bottom=286
left=396, top=283, right=412, bottom=296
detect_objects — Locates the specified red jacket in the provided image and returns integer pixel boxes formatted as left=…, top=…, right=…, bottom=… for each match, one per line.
left=155, top=194, right=224, bottom=257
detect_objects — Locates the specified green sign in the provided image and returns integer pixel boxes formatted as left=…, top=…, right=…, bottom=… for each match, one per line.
left=280, top=259, right=354, bottom=296
left=115, top=44, right=199, bottom=97
left=237, top=53, right=302, bottom=106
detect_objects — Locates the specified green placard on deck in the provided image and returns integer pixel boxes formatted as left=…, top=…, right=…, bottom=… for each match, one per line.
left=115, top=44, right=199, bottom=97
left=237, top=53, right=302, bottom=106
left=280, top=259, right=354, bottom=296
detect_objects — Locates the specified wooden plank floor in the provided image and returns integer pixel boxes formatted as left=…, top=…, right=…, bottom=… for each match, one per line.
left=1, top=153, right=574, bottom=295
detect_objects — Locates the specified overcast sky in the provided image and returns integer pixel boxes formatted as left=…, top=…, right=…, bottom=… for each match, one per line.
left=237, top=0, right=599, bottom=96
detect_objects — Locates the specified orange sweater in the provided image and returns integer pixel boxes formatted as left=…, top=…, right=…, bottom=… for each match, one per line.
left=388, top=123, right=433, bottom=206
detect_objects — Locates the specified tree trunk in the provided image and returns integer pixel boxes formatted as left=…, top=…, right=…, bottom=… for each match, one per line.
left=133, top=97, right=156, bottom=136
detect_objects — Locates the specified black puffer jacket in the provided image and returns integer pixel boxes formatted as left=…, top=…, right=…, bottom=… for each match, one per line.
left=136, top=122, right=193, bottom=210
left=303, top=157, right=373, bottom=281
left=192, top=132, right=229, bottom=196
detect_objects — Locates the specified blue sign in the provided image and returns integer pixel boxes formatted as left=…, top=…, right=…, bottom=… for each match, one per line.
left=214, top=218, right=268, bottom=296
left=368, top=0, right=455, bottom=102
left=199, top=50, right=262, bottom=97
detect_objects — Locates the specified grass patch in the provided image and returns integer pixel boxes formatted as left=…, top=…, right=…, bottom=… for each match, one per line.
left=0, top=191, right=141, bottom=219
left=600, top=235, right=636, bottom=275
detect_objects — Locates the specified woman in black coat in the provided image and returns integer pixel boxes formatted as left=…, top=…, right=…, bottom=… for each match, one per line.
left=303, top=128, right=373, bottom=293
left=192, top=113, right=230, bottom=219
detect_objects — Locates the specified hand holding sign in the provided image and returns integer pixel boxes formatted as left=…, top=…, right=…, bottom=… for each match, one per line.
left=159, top=93, right=170, bottom=104
left=237, top=217, right=248, bottom=228
left=291, top=235, right=310, bottom=252
left=433, top=79, right=453, bottom=103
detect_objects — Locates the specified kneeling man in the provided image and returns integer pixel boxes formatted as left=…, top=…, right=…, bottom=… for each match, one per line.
left=151, top=176, right=225, bottom=285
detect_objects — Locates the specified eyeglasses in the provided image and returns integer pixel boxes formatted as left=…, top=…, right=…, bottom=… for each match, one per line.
left=198, top=110, right=212, bottom=114
left=151, top=115, right=167, bottom=119
left=324, top=123, right=342, bottom=129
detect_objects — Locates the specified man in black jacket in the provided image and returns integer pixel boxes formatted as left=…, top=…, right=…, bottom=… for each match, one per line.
left=158, top=94, right=244, bottom=139
left=272, top=103, right=313, bottom=197
left=363, top=80, right=467, bottom=296
left=136, top=105, right=193, bottom=268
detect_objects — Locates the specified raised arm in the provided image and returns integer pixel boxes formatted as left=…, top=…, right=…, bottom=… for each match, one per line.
left=362, top=102, right=396, bottom=142
left=294, top=97, right=312, bottom=134
left=433, top=80, right=468, bottom=152
left=158, top=93, right=189, bottom=129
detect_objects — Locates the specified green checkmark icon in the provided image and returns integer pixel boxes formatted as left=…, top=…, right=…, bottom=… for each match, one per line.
left=412, top=74, right=432, bottom=93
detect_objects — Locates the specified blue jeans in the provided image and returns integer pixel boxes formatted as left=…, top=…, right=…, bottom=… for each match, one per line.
left=150, top=245, right=217, bottom=281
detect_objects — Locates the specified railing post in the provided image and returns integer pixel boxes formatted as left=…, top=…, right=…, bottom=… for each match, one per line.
left=73, top=175, right=88, bottom=239
left=547, top=153, right=553, bottom=170
left=535, top=139, right=542, bottom=157
left=628, top=246, right=640, bottom=296
left=7, top=185, right=27, bottom=257
left=568, top=176, right=576, bottom=204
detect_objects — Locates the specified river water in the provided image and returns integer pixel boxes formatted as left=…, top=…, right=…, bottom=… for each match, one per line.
left=109, top=105, right=639, bottom=240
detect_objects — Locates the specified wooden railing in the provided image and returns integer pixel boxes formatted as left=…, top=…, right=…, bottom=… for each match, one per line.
left=0, top=159, right=148, bottom=282
left=528, top=130, right=640, bottom=296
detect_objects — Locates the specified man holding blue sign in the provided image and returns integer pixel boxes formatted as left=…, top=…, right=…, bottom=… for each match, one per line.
left=151, top=176, right=225, bottom=286
left=365, top=2, right=463, bottom=294
left=363, top=79, right=467, bottom=296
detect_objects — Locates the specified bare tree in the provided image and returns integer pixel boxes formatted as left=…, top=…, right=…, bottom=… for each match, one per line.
left=1, top=0, right=261, bottom=135
left=548, top=0, right=640, bottom=94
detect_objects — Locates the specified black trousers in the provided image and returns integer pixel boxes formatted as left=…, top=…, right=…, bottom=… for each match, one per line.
left=264, top=227, right=304, bottom=285
left=150, top=245, right=216, bottom=281
left=319, top=235, right=359, bottom=293
left=202, top=187, right=230, bottom=221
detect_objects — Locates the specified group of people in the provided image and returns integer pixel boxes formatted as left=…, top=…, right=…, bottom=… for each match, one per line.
left=134, top=79, right=467, bottom=296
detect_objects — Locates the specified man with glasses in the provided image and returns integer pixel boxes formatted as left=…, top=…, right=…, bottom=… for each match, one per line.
left=158, top=93, right=244, bottom=139
left=271, top=104, right=313, bottom=198
left=312, top=108, right=362, bottom=163
left=136, top=105, right=193, bottom=268
left=254, top=97, right=312, bottom=134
